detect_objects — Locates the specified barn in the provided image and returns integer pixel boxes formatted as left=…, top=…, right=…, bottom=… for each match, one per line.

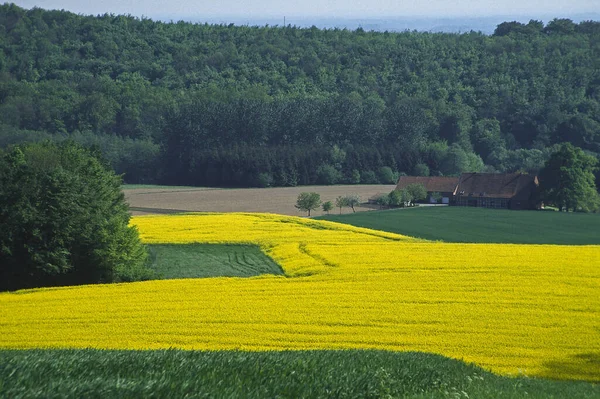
left=454, top=172, right=540, bottom=210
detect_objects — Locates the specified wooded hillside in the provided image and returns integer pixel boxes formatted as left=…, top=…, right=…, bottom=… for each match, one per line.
left=1, top=4, right=599, bottom=187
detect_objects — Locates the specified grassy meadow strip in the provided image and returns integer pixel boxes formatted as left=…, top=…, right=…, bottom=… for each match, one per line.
left=317, top=206, right=600, bottom=244
left=0, top=213, right=599, bottom=382
left=146, top=244, right=284, bottom=279
left=2, top=350, right=599, bottom=399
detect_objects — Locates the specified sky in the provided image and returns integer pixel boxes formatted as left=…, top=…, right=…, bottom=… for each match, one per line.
left=11, top=0, right=600, bottom=19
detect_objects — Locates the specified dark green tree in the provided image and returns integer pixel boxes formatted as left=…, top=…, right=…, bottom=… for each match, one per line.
left=361, top=170, right=380, bottom=184
left=471, top=118, right=505, bottom=163
left=544, top=18, right=577, bottom=35
left=440, top=144, right=470, bottom=176
left=0, top=142, right=150, bottom=291
left=378, top=166, right=397, bottom=184
left=539, top=143, right=600, bottom=212
left=413, top=163, right=430, bottom=176
left=316, top=164, right=342, bottom=185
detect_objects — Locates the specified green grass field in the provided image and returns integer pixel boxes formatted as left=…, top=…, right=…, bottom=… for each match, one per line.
left=146, top=244, right=284, bottom=279
left=2, top=350, right=598, bottom=399
left=318, top=206, right=600, bottom=244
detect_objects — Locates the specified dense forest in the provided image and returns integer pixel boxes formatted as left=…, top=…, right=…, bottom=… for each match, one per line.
left=0, top=4, right=599, bottom=187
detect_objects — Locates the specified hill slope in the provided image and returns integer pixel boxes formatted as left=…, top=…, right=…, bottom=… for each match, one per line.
left=1, top=4, right=599, bottom=186
left=2, top=213, right=599, bottom=381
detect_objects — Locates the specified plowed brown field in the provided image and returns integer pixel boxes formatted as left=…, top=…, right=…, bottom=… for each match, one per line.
left=124, top=185, right=396, bottom=216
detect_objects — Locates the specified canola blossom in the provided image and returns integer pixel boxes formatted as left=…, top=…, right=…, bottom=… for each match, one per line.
left=0, top=213, right=599, bottom=381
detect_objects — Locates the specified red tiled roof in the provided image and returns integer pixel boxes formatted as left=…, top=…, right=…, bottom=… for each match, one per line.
left=395, top=176, right=459, bottom=193
left=456, top=173, right=538, bottom=199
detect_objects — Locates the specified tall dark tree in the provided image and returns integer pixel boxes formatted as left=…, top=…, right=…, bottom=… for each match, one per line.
left=0, top=142, right=150, bottom=291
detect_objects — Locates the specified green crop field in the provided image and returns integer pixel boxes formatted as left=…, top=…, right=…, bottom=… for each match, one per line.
left=318, top=207, right=600, bottom=244
left=146, top=244, right=284, bottom=279
left=2, top=350, right=598, bottom=399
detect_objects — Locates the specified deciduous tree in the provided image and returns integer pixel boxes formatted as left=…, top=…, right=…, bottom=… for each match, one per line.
left=388, top=190, right=403, bottom=207
left=539, top=143, right=600, bottom=212
left=335, top=196, right=347, bottom=214
left=0, top=142, right=150, bottom=291
left=405, top=183, right=428, bottom=203
left=295, top=192, right=321, bottom=216
left=344, top=195, right=361, bottom=213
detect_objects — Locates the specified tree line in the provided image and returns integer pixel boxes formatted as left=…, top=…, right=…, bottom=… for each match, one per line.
left=0, top=4, right=599, bottom=187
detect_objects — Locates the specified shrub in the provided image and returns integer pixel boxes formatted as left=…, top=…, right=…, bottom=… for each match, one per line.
left=375, top=194, right=390, bottom=208
left=388, top=190, right=403, bottom=207
left=430, top=192, right=443, bottom=203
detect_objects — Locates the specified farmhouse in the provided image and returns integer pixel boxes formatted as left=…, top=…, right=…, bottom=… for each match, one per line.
left=394, top=172, right=540, bottom=209
left=455, top=172, right=539, bottom=210
left=395, top=176, right=460, bottom=204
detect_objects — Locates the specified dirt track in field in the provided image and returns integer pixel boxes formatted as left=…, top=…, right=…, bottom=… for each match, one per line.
left=125, top=185, right=396, bottom=216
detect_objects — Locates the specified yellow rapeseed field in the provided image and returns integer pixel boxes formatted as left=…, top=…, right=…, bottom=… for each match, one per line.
left=0, top=213, right=599, bottom=381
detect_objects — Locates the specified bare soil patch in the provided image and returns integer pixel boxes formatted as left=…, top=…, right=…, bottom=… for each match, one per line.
left=125, top=185, right=395, bottom=216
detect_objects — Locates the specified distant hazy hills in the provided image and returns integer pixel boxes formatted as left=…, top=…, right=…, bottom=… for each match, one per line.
left=169, top=14, right=600, bottom=34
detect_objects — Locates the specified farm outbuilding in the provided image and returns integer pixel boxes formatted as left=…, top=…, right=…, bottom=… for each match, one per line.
left=395, top=176, right=460, bottom=204
left=454, top=172, right=540, bottom=210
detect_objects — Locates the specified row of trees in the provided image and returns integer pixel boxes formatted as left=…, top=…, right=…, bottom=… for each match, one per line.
left=0, top=5, right=599, bottom=186
left=295, top=193, right=361, bottom=216
left=294, top=183, right=429, bottom=217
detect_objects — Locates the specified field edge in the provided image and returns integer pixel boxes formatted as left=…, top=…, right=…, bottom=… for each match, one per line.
left=2, top=348, right=599, bottom=398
